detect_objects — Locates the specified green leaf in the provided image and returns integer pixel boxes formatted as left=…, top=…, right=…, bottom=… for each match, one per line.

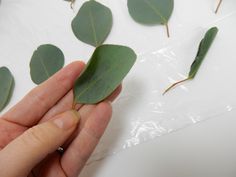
left=73, top=44, right=137, bottom=104
left=71, top=0, right=113, bottom=47
left=127, top=0, right=174, bottom=37
left=188, top=27, right=218, bottom=79
left=30, top=44, right=65, bottom=85
left=0, top=67, right=14, bottom=112
left=163, top=27, right=218, bottom=95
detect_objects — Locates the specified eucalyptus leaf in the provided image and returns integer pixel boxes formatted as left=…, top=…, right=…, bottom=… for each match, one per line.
left=0, top=67, right=14, bottom=112
left=72, top=0, right=113, bottom=47
left=30, top=44, right=65, bottom=85
left=74, top=44, right=136, bottom=104
left=127, top=0, right=174, bottom=37
left=215, top=0, right=222, bottom=13
left=163, top=27, right=218, bottom=95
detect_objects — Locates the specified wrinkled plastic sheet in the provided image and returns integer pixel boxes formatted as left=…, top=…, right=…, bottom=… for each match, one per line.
left=0, top=0, right=236, bottom=164
left=89, top=7, right=236, bottom=162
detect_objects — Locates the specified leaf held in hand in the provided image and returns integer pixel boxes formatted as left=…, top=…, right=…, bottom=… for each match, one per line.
left=0, top=67, right=14, bottom=112
left=73, top=44, right=137, bottom=104
left=30, top=44, right=65, bottom=85
left=127, top=0, right=174, bottom=37
left=163, top=27, right=218, bottom=95
left=72, top=0, right=113, bottom=47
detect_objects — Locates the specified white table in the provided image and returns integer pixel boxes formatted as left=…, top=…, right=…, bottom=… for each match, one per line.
left=81, top=111, right=236, bottom=177
left=0, top=1, right=236, bottom=177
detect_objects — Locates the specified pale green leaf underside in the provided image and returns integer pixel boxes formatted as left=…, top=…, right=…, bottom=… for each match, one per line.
left=0, top=67, right=14, bottom=112
left=30, top=44, right=65, bottom=85
left=74, top=44, right=137, bottom=104
left=128, top=0, right=174, bottom=25
left=72, top=0, right=113, bottom=47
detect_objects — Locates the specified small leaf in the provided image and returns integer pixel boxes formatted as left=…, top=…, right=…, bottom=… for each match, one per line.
left=163, top=27, right=218, bottom=95
left=127, top=0, right=174, bottom=37
left=30, top=44, right=65, bottom=85
left=215, top=0, right=223, bottom=14
left=72, top=0, right=113, bottom=47
left=188, top=27, right=218, bottom=79
left=74, top=44, right=136, bottom=104
left=0, top=67, right=14, bottom=112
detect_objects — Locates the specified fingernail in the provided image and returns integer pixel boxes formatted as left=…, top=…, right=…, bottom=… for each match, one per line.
left=53, top=110, right=80, bottom=130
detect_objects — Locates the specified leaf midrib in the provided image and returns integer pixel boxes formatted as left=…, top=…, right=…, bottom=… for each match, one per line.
left=38, top=54, right=50, bottom=78
left=76, top=48, right=126, bottom=101
left=144, top=0, right=167, bottom=24
left=88, top=6, right=98, bottom=46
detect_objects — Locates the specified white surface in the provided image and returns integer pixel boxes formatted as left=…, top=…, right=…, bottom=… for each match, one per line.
left=81, top=111, right=236, bottom=177
left=1, top=0, right=236, bottom=176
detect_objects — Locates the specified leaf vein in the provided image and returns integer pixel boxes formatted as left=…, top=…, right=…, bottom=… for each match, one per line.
left=76, top=49, right=122, bottom=100
left=144, top=0, right=167, bottom=24
left=89, top=8, right=98, bottom=46
left=38, top=54, right=50, bottom=78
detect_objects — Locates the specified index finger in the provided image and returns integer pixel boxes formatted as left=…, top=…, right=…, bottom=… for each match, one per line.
left=3, top=61, right=85, bottom=127
left=61, top=101, right=112, bottom=177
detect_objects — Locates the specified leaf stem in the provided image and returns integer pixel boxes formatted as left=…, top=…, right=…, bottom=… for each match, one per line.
left=215, top=0, right=222, bottom=14
left=163, top=78, right=190, bottom=95
left=72, top=99, right=76, bottom=110
left=165, top=23, right=170, bottom=38
left=70, top=0, right=75, bottom=9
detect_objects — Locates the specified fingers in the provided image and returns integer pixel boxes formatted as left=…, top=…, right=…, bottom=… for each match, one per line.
left=41, top=90, right=77, bottom=122
left=41, top=85, right=122, bottom=123
left=3, top=61, right=85, bottom=127
left=77, top=85, right=121, bottom=133
left=77, top=85, right=121, bottom=131
left=105, top=84, right=122, bottom=102
left=0, top=119, right=27, bottom=150
left=0, top=110, right=80, bottom=177
left=40, top=85, right=122, bottom=149
left=61, top=102, right=112, bottom=177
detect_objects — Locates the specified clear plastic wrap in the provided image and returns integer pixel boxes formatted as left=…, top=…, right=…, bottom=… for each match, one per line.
left=89, top=9, right=236, bottom=162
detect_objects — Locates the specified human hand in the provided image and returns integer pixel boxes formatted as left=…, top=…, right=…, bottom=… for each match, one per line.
left=0, top=61, right=121, bottom=177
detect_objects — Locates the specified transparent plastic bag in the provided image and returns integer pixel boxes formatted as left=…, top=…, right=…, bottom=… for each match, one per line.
left=89, top=10, right=236, bottom=162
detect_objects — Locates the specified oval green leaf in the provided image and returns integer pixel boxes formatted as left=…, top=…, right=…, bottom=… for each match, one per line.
left=128, top=0, right=174, bottom=37
left=0, top=67, right=14, bottom=112
left=71, top=0, right=113, bottom=47
left=30, top=44, right=65, bottom=85
left=74, top=44, right=137, bottom=104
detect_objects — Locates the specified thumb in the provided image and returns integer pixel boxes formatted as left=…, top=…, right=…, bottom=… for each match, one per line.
left=0, top=110, right=80, bottom=177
